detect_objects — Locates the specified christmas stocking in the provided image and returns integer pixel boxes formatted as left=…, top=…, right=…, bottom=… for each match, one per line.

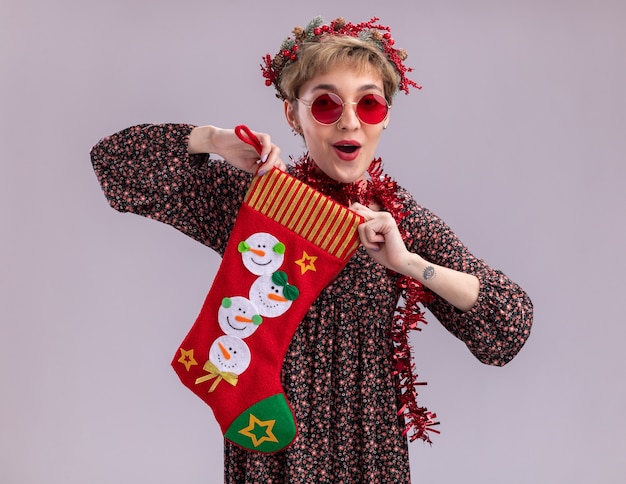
left=172, top=167, right=363, bottom=453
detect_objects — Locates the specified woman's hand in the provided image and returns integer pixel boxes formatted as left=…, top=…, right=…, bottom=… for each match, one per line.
left=188, top=125, right=286, bottom=175
left=351, top=202, right=480, bottom=312
left=350, top=202, right=411, bottom=274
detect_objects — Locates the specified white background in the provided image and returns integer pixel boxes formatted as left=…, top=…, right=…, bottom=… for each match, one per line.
left=1, top=0, right=625, bottom=482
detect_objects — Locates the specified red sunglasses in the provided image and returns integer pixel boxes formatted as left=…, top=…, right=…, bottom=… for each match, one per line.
left=297, top=92, right=390, bottom=125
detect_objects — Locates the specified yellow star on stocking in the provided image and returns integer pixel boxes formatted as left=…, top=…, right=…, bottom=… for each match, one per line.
left=295, top=250, right=318, bottom=275
left=178, top=348, right=198, bottom=371
left=238, top=414, right=279, bottom=447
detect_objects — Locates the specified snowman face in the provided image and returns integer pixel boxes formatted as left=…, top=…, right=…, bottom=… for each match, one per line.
left=209, top=335, right=251, bottom=374
left=239, top=232, right=285, bottom=276
left=249, top=274, right=293, bottom=317
left=218, top=296, right=262, bottom=338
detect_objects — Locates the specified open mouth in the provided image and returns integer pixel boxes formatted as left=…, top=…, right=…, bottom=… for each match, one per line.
left=334, top=144, right=359, bottom=154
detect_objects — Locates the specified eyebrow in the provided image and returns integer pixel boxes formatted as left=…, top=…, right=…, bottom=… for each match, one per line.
left=311, top=83, right=383, bottom=94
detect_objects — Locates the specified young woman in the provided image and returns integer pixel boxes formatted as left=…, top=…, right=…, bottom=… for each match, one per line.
left=91, top=16, right=533, bottom=484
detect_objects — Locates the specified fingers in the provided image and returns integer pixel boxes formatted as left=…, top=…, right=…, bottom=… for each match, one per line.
left=251, top=130, right=285, bottom=176
left=352, top=207, right=401, bottom=249
left=257, top=143, right=284, bottom=176
left=354, top=208, right=387, bottom=249
left=359, top=227, right=391, bottom=255
left=357, top=222, right=386, bottom=251
left=349, top=202, right=375, bottom=220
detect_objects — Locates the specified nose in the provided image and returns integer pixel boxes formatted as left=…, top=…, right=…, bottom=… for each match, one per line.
left=267, top=293, right=288, bottom=302
left=235, top=315, right=253, bottom=323
left=337, top=101, right=360, bottom=130
left=218, top=341, right=231, bottom=360
left=250, top=248, right=265, bottom=257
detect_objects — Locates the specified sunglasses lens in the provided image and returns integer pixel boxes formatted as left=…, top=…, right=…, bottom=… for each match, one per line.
left=308, top=93, right=389, bottom=125
left=356, top=94, right=389, bottom=124
left=310, top=93, right=344, bottom=124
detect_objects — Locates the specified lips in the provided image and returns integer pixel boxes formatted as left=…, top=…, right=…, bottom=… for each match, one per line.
left=333, top=140, right=361, bottom=160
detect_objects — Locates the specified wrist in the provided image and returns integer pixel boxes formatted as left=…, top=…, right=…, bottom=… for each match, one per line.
left=396, top=252, right=428, bottom=280
left=188, top=125, right=217, bottom=154
left=404, top=253, right=442, bottom=286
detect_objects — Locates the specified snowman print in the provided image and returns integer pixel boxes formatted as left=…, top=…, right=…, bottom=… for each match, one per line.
left=218, top=296, right=263, bottom=339
left=196, top=233, right=298, bottom=392
left=209, top=334, right=251, bottom=375
left=238, top=232, right=285, bottom=276
left=249, top=270, right=299, bottom=317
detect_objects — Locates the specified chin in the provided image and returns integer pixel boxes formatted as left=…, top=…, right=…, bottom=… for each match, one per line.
left=325, top=166, right=367, bottom=184
left=338, top=171, right=367, bottom=184
left=312, top=157, right=368, bottom=184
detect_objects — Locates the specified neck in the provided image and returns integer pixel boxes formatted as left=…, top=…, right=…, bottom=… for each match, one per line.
left=292, top=156, right=380, bottom=207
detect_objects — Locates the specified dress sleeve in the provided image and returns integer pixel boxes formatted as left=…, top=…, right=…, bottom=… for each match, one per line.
left=90, top=124, right=252, bottom=254
left=400, top=190, right=533, bottom=366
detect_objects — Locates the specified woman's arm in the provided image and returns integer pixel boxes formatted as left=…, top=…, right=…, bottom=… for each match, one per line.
left=352, top=200, right=533, bottom=366
left=90, top=124, right=255, bottom=252
left=353, top=203, right=478, bottom=310
left=187, top=125, right=285, bottom=175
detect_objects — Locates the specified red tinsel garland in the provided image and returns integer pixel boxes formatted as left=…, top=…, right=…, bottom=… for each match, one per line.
left=292, top=156, right=440, bottom=443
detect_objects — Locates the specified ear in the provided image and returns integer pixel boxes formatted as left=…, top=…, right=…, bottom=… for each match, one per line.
left=273, top=242, right=286, bottom=255
left=238, top=241, right=250, bottom=253
left=284, top=100, right=300, bottom=131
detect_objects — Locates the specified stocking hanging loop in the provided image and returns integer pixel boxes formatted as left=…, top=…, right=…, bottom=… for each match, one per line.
left=234, top=125, right=263, bottom=156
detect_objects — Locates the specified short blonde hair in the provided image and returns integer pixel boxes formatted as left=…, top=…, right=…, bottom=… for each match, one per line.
left=279, top=35, right=400, bottom=104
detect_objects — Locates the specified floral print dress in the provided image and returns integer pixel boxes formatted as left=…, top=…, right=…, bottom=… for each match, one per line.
left=91, top=124, right=533, bottom=484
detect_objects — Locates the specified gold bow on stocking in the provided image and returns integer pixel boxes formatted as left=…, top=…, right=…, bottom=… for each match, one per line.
left=195, top=360, right=238, bottom=392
